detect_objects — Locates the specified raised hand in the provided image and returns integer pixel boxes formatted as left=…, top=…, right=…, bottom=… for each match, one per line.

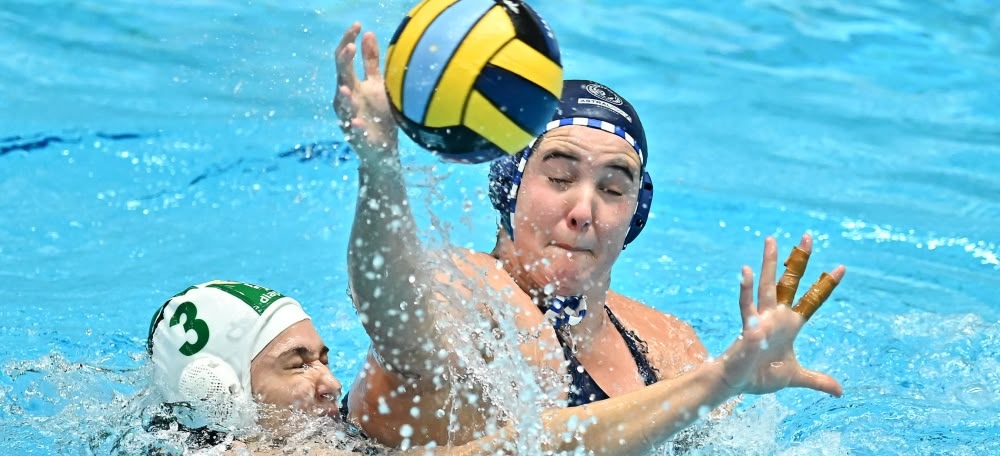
left=334, top=22, right=398, bottom=157
left=719, top=235, right=846, bottom=397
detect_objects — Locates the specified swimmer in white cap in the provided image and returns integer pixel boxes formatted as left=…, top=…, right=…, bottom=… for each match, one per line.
left=148, top=270, right=842, bottom=454
left=147, top=281, right=344, bottom=446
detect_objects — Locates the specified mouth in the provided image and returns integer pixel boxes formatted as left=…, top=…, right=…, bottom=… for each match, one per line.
left=551, top=242, right=592, bottom=254
left=316, top=393, right=342, bottom=418
left=317, top=405, right=341, bottom=419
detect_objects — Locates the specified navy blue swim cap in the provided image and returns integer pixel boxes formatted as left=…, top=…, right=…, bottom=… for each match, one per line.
left=549, top=79, right=647, bottom=166
left=489, top=79, right=654, bottom=248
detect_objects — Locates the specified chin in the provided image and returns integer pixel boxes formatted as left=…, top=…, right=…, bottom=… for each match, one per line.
left=538, top=264, right=596, bottom=295
left=515, top=249, right=601, bottom=293
left=303, top=401, right=339, bottom=419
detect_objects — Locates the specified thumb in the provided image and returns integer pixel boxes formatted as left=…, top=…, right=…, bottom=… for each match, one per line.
left=791, top=368, right=843, bottom=397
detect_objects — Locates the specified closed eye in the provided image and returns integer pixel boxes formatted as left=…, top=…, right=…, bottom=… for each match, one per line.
left=280, top=345, right=330, bottom=370
left=291, top=361, right=321, bottom=371
left=600, top=186, right=624, bottom=196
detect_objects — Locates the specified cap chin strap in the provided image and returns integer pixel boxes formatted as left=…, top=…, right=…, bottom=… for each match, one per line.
left=542, top=295, right=588, bottom=329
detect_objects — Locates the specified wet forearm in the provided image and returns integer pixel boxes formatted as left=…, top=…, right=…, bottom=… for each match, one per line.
left=545, top=360, right=736, bottom=454
left=348, top=151, right=433, bottom=352
left=455, top=363, right=736, bottom=455
left=445, top=361, right=737, bottom=455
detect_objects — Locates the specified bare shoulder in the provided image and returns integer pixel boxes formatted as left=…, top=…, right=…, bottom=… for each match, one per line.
left=420, top=248, right=508, bottom=298
left=453, top=248, right=504, bottom=271
left=606, top=290, right=693, bottom=334
left=606, top=290, right=708, bottom=378
left=441, top=248, right=525, bottom=295
left=447, top=248, right=563, bottom=372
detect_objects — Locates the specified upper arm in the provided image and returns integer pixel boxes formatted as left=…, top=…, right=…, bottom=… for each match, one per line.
left=354, top=248, right=496, bottom=378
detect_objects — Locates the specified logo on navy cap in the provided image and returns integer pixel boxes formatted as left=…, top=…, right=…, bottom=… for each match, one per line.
left=584, top=83, right=623, bottom=105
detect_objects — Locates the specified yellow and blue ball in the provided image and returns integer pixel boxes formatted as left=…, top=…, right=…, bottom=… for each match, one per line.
left=385, top=0, right=563, bottom=163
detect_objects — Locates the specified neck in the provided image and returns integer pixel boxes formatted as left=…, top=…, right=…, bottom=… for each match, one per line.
left=567, top=287, right=609, bottom=341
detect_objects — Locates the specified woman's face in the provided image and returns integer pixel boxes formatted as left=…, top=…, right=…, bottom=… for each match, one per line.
left=507, top=125, right=642, bottom=296
left=249, top=320, right=342, bottom=429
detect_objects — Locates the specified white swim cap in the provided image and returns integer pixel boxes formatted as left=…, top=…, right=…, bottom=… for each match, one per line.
left=147, top=280, right=310, bottom=431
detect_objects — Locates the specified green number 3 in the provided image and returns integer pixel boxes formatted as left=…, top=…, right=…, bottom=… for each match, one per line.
left=169, top=301, right=210, bottom=356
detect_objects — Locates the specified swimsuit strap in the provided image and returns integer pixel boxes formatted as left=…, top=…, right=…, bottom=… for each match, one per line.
left=603, top=305, right=660, bottom=385
left=557, top=332, right=609, bottom=406
left=557, top=305, right=660, bottom=406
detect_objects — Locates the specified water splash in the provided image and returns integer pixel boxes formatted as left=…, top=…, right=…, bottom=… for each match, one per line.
left=839, top=217, right=999, bottom=268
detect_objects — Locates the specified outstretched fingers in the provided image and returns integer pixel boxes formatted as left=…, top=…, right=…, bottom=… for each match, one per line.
left=334, top=23, right=363, bottom=127
left=757, top=237, right=779, bottom=313
left=335, top=22, right=362, bottom=89
left=776, top=234, right=811, bottom=306
left=792, top=265, right=846, bottom=320
left=739, top=266, right=756, bottom=332
left=361, top=31, right=383, bottom=81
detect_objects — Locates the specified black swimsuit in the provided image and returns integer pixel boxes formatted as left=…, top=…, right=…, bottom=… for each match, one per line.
left=340, top=306, right=658, bottom=420
left=561, top=306, right=659, bottom=406
left=332, top=403, right=387, bottom=455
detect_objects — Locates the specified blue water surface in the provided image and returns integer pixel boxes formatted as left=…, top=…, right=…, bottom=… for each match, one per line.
left=1, top=0, right=998, bottom=454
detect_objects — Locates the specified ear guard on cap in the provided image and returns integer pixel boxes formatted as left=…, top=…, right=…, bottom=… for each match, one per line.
left=626, top=171, right=653, bottom=247
left=488, top=149, right=529, bottom=238
left=172, top=355, right=254, bottom=431
left=488, top=149, right=653, bottom=249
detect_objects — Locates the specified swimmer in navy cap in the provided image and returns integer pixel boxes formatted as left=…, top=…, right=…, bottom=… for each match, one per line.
left=485, top=79, right=686, bottom=405
left=335, top=22, right=847, bottom=449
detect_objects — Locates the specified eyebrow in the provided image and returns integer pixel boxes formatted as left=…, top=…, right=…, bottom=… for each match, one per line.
left=604, top=158, right=637, bottom=183
left=276, top=345, right=330, bottom=361
left=540, top=150, right=579, bottom=164
left=541, top=150, right=636, bottom=182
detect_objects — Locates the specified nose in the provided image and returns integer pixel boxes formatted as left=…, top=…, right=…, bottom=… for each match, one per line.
left=311, top=362, right=343, bottom=402
left=566, top=187, right=594, bottom=231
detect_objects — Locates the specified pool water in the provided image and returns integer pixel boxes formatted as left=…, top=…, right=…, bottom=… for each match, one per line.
left=2, top=0, right=998, bottom=454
